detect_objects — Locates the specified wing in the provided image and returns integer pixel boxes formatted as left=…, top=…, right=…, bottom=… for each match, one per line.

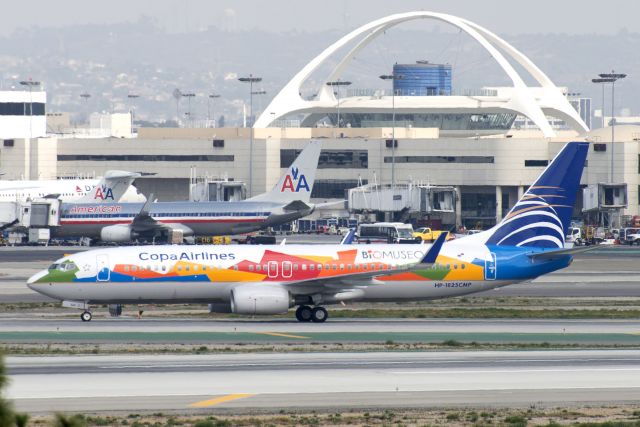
left=283, top=232, right=448, bottom=295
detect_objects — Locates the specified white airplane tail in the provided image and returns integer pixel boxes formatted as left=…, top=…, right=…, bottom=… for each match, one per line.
left=78, top=170, right=143, bottom=202
left=249, top=140, right=321, bottom=204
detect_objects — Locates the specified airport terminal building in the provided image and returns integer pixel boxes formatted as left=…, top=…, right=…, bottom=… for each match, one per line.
left=1, top=11, right=638, bottom=229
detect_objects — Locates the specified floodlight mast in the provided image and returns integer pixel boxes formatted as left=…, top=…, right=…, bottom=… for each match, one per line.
left=20, top=79, right=41, bottom=139
left=593, top=71, right=627, bottom=183
left=238, top=74, right=263, bottom=197
left=379, top=74, right=403, bottom=189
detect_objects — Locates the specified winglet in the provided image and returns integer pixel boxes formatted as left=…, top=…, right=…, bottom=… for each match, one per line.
left=421, top=232, right=447, bottom=264
left=340, top=228, right=356, bottom=245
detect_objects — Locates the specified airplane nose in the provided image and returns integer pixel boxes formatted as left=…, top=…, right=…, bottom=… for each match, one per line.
left=27, top=270, right=48, bottom=287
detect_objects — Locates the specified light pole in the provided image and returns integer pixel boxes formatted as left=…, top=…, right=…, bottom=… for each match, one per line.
left=592, top=78, right=609, bottom=129
left=379, top=73, right=403, bottom=188
left=208, top=93, right=220, bottom=127
left=594, top=72, right=626, bottom=183
left=127, top=94, right=139, bottom=131
left=20, top=79, right=40, bottom=139
left=80, top=92, right=91, bottom=125
left=238, top=74, right=262, bottom=197
left=181, top=93, right=196, bottom=123
left=325, top=80, right=351, bottom=129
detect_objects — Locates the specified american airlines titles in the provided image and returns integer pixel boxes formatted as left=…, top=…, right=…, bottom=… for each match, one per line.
left=139, top=251, right=236, bottom=262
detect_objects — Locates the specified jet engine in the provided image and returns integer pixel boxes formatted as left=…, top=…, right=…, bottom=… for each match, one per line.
left=230, top=284, right=293, bottom=315
left=100, top=224, right=134, bottom=242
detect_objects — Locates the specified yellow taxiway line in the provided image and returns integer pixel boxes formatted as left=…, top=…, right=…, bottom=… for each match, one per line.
left=189, top=393, right=255, bottom=408
left=255, top=331, right=310, bottom=339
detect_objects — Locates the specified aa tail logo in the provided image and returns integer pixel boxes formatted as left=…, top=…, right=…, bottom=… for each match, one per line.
left=93, top=185, right=114, bottom=200
left=281, top=167, right=310, bottom=193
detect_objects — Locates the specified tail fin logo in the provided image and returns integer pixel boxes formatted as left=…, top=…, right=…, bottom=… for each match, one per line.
left=281, top=167, right=310, bottom=193
left=94, top=185, right=114, bottom=200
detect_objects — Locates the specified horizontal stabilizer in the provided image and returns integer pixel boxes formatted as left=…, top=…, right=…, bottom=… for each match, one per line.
left=527, top=244, right=600, bottom=261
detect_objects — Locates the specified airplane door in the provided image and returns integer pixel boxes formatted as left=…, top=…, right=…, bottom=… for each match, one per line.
left=267, top=261, right=278, bottom=279
left=282, top=261, right=292, bottom=278
left=484, top=252, right=497, bottom=281
left=96, top=254, right=110, bottom=282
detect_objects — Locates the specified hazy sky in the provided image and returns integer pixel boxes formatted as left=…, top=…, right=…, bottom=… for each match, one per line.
left=3, top=0, right=638, bottom=36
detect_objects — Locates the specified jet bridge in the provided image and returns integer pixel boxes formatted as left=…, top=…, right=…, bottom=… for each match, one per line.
left=348, top=183, right=457, bottom=223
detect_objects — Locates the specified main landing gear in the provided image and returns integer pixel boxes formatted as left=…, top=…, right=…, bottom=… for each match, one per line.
left=295, top=305, right=328, bottom=323
left=80, top=311, right=92, bottom=322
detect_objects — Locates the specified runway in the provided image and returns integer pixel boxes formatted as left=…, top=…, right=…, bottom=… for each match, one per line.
left=1, top=318, right=639, bottom=345
left=7, top=350, right=640, bottom=413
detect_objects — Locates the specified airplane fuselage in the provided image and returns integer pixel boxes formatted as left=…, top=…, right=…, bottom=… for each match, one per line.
left=51, top=200, right=311, bottom=239
left=27, top=241, right=571, bottom=304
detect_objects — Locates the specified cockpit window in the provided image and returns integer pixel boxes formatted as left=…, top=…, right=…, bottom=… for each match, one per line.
left=48, top=262, right=76, bottom=272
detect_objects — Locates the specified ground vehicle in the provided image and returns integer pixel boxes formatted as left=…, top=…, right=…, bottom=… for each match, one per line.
left=357, top=222, right=419, bottom=244
left=566, top=226, right=605, bottom=246
left=621, top=227, right=640, bottom=245
left=413, top=227, right=452, bottom=242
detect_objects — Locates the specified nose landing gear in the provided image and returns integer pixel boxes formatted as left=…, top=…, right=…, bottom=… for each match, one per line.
left=295, top=305, right=328, bottom=323
left=80, top=311, right=92, bottom=322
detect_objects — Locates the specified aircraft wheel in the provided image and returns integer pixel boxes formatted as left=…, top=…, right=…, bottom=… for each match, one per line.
left=80, top=311, right=92, bottom=322
left=296, top=305, right=313, bottom=322
left=311, top=306, right=328, bottom=323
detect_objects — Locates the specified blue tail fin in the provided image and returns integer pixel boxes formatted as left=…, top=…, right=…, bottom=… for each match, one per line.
left=485, top=142, right=589, bottom=248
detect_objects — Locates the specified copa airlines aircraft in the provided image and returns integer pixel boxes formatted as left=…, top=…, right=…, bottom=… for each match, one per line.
left=28, top=142, right=589, bottom=323
left=49, top=140, right=322, bottom=243
left=0, top=170, right=145, bottom=203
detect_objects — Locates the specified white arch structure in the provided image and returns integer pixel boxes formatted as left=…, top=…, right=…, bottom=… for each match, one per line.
left=254, top=11, right=588, bottom=137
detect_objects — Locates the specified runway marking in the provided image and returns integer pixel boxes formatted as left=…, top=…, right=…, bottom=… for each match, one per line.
left=189, top=393, right=255, bottom=408
left=390, top=367, right=640, bottom=375
left=255, top=332, right=310, bottom=339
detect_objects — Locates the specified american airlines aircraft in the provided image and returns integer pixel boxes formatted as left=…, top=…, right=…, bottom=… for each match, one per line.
left=0, top=170, right=145, bottom=203
left=28, top=142, right=590, bottom=323
left=48, top=140, right=322, bottom=243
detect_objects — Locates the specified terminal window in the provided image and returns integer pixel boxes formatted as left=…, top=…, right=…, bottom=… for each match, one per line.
left=58, top=154, right=235, bottom=162
left=384, top=156, right=494, bottom=164
left=281, top=149, right=368, bottom=169
left=524, top=160, right=549, bottom=167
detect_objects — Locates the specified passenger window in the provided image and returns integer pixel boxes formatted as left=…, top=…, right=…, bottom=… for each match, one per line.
left=202, top=266, right=207, bottom=271
left=310, top=264, right=315, bottom=271
left=177, top=266, right=182, bottom=272
left=186, top=266, right=190, bottom=272
left=263, top=264, right=267, bottom=271
left=339, top=264, right=344, bottom=270
left=194, top=265, right=199, bottom=272
left=363, top=264, right=368, bottom=270
left=162, top=265, right=166, bottom=272
left=256, top=265, right=261, bottom=272
left=302, top=264, right=307, bottom=271
left=332, top=265, right=337, bottom=270
left=454, top=264, right=458, bottom=269
left=325, top=264, right=330, bottom=271
left=249, top=265, right=254, bottom=272
left=233, top=266, right=238, bottom=271
left=347, top=264, right=352, bottom=270
left=294, top=264, right=298, bottom=271
left=124, top=266, right=130, bottom=272
left=461, top=264, right=466, bottom=269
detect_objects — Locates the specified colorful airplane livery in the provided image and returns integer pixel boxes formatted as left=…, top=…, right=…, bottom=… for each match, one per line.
left=28, top=142, right=590, bottom=323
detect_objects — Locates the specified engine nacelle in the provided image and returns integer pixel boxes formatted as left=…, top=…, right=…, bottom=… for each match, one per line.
left=100, top=224, right=134, bottom=242
left=230, top=284, right=292, bottom=315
